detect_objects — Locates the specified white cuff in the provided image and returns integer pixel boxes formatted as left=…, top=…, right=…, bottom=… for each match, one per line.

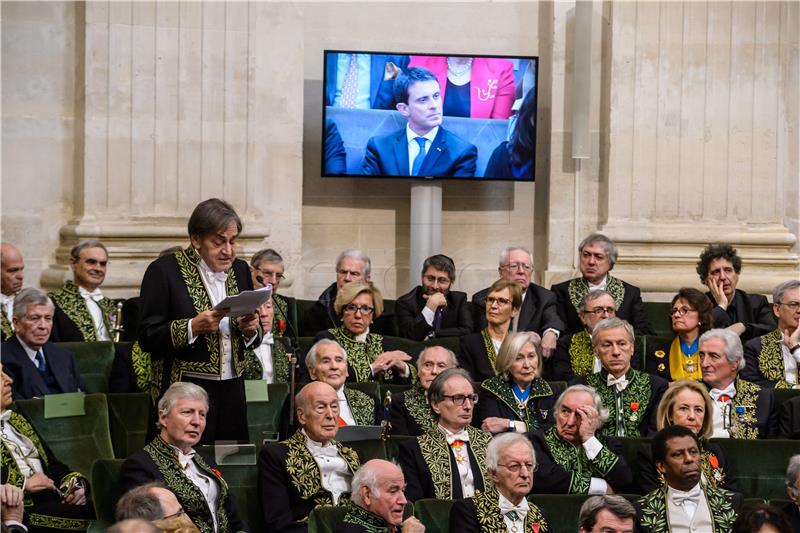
left=544, top=328, right=560, bottom=340
left=512, top=420, right=527, bottom=433
left=400, top=363, right=411, bottom=378
left=421, top=306, right=435, bottom=326
left=582, top=436, right=603, bottom=459
left=588, top=477, right=609, bottom=495
left=187, top=319, right=197, bottom=345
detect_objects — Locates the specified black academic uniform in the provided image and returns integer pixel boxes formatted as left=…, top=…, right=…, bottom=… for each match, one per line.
left=1, top=337, right=86, bottom=400
left=550, top=276, right=654, bottom=335
left=302, top=282, right=340, bottom=336
left=449, top=488, right=551, bottom=533
left=782, top=502, right=800, bottom=533
left=742, top=329, right=795, bottom=389
left=778, top=395, right=800, bottom=439
left=458, top=331, right=500, bottom=382
left=703, top=377, right=777, bottom=439
left=48, top=281, right=116, bottom=343
left=388, top=385, right=434, bottom=437
left=471, top=283, right=564, bottom=335
left=472, top=377, right=562, bottom=433
left=395, top=287, right=473, bottom=341
left=310, top=328, right=410, bottom=385
left=707, top=288, right=776, bottom=342
left=636, top=440, right=736, bottom=494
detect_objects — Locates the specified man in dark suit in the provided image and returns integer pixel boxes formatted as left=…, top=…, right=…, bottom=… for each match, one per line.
left=335, top=459, right=425, bottom=533
left=779, top=396, right=800, bottom=438
left=396, top=254, right=473, bottom=341
left=325, top=53, right=409, bottom=110
left=323, top=118, right=347, bottom=175
left=361, top=67, right=477, bottom=178
left=784, top=455, right=800, bottom=532
left=138, top=198, right=261, bottom=443
left=696, top=243, right=776, bottom=342
left=550, top=233, right=653, bottom=336
left=1, top=243, right=25, bottom=342
left=1, top=288, right=86, bottom=400
left=472, top=246, right=564, bottom=359
left=120, top=382, right=248, bottom=533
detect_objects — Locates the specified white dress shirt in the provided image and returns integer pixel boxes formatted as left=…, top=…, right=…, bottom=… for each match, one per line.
left=0, top=410, right=45, bottom=480
left=78, top=286, right=110, bottom=341
left=588, top=276, right=608, bottom=292
left=439, top=425, right=475, bottom=498
left=170, top=445, right=219, bottom=532
left=709, top=382, right=736, bottom=438
left=582, top=436, right=610, bottom=494
left=499, top=493, right=528, bottom=533
left=406, top=125, right=439, bottom=175
left=337, top=386, right=356, bottom=425
left=252, top=332, right=275, bottom=383
left=189, top=259, right=234, bottom=380
left=781, top=341, right=799, bottom=385
left=303, top=430, right=352, bottom=503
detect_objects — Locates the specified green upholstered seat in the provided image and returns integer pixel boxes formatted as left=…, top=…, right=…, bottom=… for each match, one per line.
left=218, top=464, right=265, bottom=532
left=413, top=498, right=454, bottom=533
left=386, top=336, right=425, bottom=362
left=374, top=299, right=398, bottom=337
left=346, top=381, right=380, bottom=400
left=425, top=336, right=461, bottom=355
left=247, top=383, right=290, bottom=445
left=90, top=458, right=125, bottom=529
left=309, top=503, right=412, bottom=533
left=12, top=393, right=114, bottom=478
left=773, top=387, right=800, bottom=407
left=345, top=438, right=387, bottom=462
left=710, top=438, right=799, bottom=500
left=385, top=434, right=415, bottom=461
left=381, top=384, right=412, bottom=399
left=56, top=341, right=118, bottom=393
left=298, top=336, right=316, bottom=354
left=617, top=437, right=651, bottom=494
left=107, top=392, right=152, bottom=458
left=643, top=302, right=673, bottom=337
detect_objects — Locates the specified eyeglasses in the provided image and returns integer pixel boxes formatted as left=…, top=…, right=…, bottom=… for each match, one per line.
left=497, top=462, right=538, bottom=473
left=255, top=268, right=284, bottom=281
left=777, top=301, right=800, bottom=311
left=424, top=275, right=451, bottom=286
left=343, top=303, right=374, bottom=315
left=501, top=263, right=532, bottom=272
left=442, top=393, right=479, bottom=406
left=670, top=306, right=695, bottom=316
left=486, top=296, right=512, bottom=307
left=161, top=509, right=186, bottom=521
left=583, top=306, right=615, bottom=316
left=23, top=315, right=53, bottom=324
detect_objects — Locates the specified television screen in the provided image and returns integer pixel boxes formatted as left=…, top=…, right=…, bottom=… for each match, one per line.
left=321, top=50, right=538, bottom=181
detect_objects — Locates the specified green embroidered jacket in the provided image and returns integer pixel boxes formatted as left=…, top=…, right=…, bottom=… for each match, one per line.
left=585, top=369, right=663, bottom=438
left=638, top=484, right=740, bottom=533
left=283, top=430, right=361, bottom=505
left=49, top=280, right=115, bottom=342
left=479, top=376, right=556, bottom=431
left=241, top=338, right=289, bottom=383
left=326, top=326, right=416, bottom=384
left=464, top=486, right=550, bottom=533
left=745, top=329, right=794, bottom=389
left=339, top=502, right=397, bottom=532
left=1, top=310, right=13, bottom=341
left=344, top=387, right=378, bottom=426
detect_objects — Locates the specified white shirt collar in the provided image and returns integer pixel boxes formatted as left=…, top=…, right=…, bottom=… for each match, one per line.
left=405, top=124, right=439, bottom=145
left=15, top=335, right=41, bottom=362
left=587, top=275, right=608, bottom=291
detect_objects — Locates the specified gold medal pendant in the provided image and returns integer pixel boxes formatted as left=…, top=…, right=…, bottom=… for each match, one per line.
left=684, top=360, right=696, bottom=373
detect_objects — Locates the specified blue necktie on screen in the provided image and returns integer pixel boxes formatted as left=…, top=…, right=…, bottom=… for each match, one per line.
left=411, top=137, right=427, bottom=176
left=34, top=350, right=47, bottom=374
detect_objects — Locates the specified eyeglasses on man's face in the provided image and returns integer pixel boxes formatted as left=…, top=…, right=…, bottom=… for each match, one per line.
left=501, top=263, right=532, bottom=273
left=497, top=462, right=538, bottom=473
left=776, top=301, right=800, bottom=311
left=442, top=393, right=479, bottom=406
left=583, top=306, right=615, bottom=316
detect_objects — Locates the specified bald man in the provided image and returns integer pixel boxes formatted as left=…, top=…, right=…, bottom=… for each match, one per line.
left=258, top=381, right=361, bottom=532
left=0, top=244, right=24, bottom=341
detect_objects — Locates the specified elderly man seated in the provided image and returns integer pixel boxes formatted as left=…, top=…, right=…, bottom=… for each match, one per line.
left=306, top=339, right=380, bottom=426
left=2, top=288, right=85, bottom=400
left=258, top=381, right=361, bottom=532
left=696, top=243, right=776, bottom=341
left=449, top=433, right=550, bottom=533
left=527, top=384, right=632, bottom=494
left=0, top=364, right=94, bottom=532
left=784, top=455, right=800, bottom=531
left=551, top=233, right=653, bottom=336
left=120, top=382, right=249, bottom=533
left=743, top=280, right=800, bottom=389
left=572, top=317, right=666, bottom=438
left=578, top=495, right=637, bottom=533
left=115, top=481, right=199, bottom=533
left=699, top=329, right=775, bottom=439
left=303, top=250, right=371, bottom=335
left=398, top=368, right=492, bottom=501
left=334, top=460, right=425, bottom=533
left=389, top=346, right=458, bottom=436
left=637, top=425, right=742, bottom=533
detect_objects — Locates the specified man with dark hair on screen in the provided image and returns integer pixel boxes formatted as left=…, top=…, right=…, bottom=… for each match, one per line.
left=361, top=67, right=477, bottom=178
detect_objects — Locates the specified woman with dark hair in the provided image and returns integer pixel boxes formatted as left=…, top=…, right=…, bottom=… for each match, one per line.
left=732, top=504, right=794, bottom=533
left=483, top=88, right=537, bottom=179
left=646, top=288, right=713, bottom=382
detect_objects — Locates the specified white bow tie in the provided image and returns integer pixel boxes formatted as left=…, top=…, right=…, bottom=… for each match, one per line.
left=443, top=430, right=469, bottom=445
left=670, top=484, right=702, bottom=506
left=175, top=449, right=196, bottom=470
left=499, top=498, right=528, bottom=518
left=307, top=441, right=339, bottom=458
left=607, top=374, right=629, bottom=392
left=205, top=270, right=228, bottom=284
left=710, top=384, right=736, bottom=401
left=0, top=294, right=13, bottom=305
left=79, top=287, right=104, bottom=302
left=0, top=410, right=12, bottom=424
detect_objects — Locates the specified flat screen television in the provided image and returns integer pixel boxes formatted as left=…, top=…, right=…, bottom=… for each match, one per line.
left=321, top=50, right=538, bottom=181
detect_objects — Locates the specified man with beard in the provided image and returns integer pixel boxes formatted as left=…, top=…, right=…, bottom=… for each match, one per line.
left=637, top=425, right=742, bottom=533
left=396, top=254, right=473, bottom=340
left=0, top=243, right=25, bottom=342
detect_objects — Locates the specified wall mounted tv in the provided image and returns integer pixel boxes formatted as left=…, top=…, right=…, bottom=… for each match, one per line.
left=322, top=50, right=538, bottom=181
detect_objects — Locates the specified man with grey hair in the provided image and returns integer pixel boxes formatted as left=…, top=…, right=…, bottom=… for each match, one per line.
left=336, top=459, right=425, bottom=533
left=120, top=381, right=249, bottom=533
left=49, top=239, right=117, bottom=342
left=250, top=248, right=296, bottom=338
left=471, top=246, right=564, bottom=358
left=389, top=345, right=458, bottom=436
left=398, top=368, right=492, bottom=501
left=0, top=243, right=25, bottom=342
left=573, top=317, right=666, bottom=438
left=699, top=328, right=775, bottom=439
left=306, top=339, right=380, bottom=425
left=743, top=280, right=800, bottom=389
left=303, top=249, right=371, bottom=336
left=784, top=454, right=800, bottom=531
left=450, top=433, right=550, bottom=533
left=578, top=495, right=636, bottom=533
left=527, top=384, right=632, bottom=495
left=2, top=288, right=86, bottom=399
left=551, top=233, right=653, bottom=336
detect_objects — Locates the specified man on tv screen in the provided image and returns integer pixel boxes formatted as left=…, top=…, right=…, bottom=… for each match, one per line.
left=361, top=67, right=478, bottom=178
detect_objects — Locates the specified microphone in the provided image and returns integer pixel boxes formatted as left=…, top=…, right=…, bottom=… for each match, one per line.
left=256, top=275, right=300, bottom=341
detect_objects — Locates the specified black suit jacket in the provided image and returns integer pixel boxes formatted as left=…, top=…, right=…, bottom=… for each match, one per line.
left=388, top=387, right=433, bottom=437
left=324, top=53, right=410, bottom=110
left=778, top=395, right=800, bottom=439
left=458, top=332, right=496, bottom=382
left=302, top=283, right=340, bottom=337
left=1, top=337, right=86, bottom=399
left=707, top=288, right=776, bottom=341
left=324, top=119, right=347, bottom=175
left=395, top=287, right=473, bottom=340
left=471, top=283, right=564, bottom=334
left=782, top=502, right=800, bottom=533
left=361, top=126, right=477, bottom=178
left=550, top=277, right=654, bottom=335
left=472, top=378, right=563, bottom=433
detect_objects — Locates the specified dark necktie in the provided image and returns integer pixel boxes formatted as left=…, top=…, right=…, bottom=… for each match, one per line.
left=34, top=350, right=47, bottom=375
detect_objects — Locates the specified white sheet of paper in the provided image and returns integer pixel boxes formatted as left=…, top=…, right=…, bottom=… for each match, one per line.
left=213, top=286, right=272, bottom=317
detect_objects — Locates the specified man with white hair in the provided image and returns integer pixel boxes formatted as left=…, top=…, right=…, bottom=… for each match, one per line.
left=699, top=328, right=775, bottom=439
left=303, top=250, right=371, bottom=336
left=335, top=459, right=425, bottom=533
left=784, top=454, right=800, bottom=531
left=0, top=243, right=25, bottom=341
left=527, top=385, right=632, bottom=495
left=471, top=247, right=564, bottom=359
left=450, top=433, right=550, bottom=533
left=306, top=339, right=380, bottom=425
left=120, top=382, right=249, bottom=533
left=743, top=280, right=800, bottom=389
